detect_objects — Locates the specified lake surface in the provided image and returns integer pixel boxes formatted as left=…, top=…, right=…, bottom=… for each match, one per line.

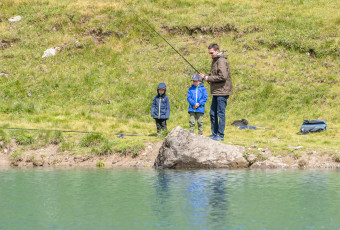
left=0, top=168, right=339, bottom=230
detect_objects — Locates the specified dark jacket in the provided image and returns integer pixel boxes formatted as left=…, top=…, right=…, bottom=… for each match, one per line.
left=187, top=83, right=208, bottom=114
left=151, top=83, right=170, bottom=119
left=208, top=52, right=233, bottom=96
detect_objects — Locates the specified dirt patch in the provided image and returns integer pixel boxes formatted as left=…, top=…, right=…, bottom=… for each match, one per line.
left=87, top=28, right=124, bottom=44
left=162, top=25, right=238, bottom=36
left=161, top=25, right=260, bottom=36
left=0, top=38, right=20, bottom=50
left=248, top=148, right=340, bottom=169
left=1, top=142, right=162, bottom=169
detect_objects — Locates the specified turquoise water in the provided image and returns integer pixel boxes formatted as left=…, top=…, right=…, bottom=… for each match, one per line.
left=0, top=169, right=339, bottom=230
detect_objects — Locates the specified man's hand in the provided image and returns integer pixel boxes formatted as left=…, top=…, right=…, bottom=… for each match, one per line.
left=193, top=103, right=200, bottom=109
left=199, top=73, right=207, bottom=81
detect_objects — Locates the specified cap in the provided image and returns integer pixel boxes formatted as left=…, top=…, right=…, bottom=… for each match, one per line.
left=192, top=74, right=203, bottom=82
left=192, top=74, right=200, bottom=81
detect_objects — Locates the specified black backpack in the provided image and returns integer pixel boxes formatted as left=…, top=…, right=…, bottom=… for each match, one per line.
left=297, top=119, right=327, bottom=135
left=231, top=119, right=248, bottom=127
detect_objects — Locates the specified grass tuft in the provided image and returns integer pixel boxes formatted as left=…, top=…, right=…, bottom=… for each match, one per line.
left=79, top=133, right=105, bottom=147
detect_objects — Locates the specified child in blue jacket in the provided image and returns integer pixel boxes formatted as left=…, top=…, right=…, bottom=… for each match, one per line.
left=151, top=83, right=170, bottom=136
left=187, top=74, right=208, bottom=135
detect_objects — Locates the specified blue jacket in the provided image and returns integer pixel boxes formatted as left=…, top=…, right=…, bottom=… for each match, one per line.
left=151, top=83, right=170, bottom=119
left=187, top=83, right=208, bottom=114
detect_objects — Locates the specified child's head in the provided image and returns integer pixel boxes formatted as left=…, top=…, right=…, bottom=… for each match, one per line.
left=191, top=74, right=201, bottom=86
left=157, top=83, right=167, bottom=95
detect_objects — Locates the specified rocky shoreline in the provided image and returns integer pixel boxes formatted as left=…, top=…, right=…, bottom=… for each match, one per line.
left=1, top=127, right=339, bottom=169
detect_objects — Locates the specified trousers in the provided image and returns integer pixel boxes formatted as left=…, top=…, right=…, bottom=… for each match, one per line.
left=189, top=112, right=204, bottom=134
left=155, top=119, right=167, bottom=132
left=210, top=95, right=229, bottom=137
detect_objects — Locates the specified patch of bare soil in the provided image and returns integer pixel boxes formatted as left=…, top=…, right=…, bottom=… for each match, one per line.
left=0, top=142, right=162, bottom=169
left=161, top=25, right=239, bottom=36
left=87, top=28, right=124, bottom=44
left=247, top=148, right=340, bottom=169
left=0, top=38, right=20, bottom=50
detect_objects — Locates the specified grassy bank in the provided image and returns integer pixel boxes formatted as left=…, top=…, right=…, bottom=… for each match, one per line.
left=1, top=0, right=339, bottom=157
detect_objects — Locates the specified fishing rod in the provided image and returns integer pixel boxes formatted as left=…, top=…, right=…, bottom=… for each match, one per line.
left=131, top=11, right=201, bottom=74
left=0, top=127, right=101, bottom=134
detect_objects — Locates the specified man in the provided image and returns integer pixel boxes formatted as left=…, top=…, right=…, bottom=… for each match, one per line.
left=199, top=43, right=233, bottom=141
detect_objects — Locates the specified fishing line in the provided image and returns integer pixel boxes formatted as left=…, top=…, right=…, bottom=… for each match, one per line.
left=115, top=133, right=155, bottom=138
left=131, top=11, right=201, bottom=74
left=0, top=127, right=101, bottom=134
left=0, top=127, right=155, bottom=138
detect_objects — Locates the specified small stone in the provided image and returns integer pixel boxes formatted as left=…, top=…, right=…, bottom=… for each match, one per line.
left=33, top=160, right=44, bottom=166
left=9, top=16, right=22, bottom=22
left=27, top=93, right=32, bottom=97
left=0, top=73, right=8, bottom=77
left=247, top=154, right=257, bottom=163
left=42, top=48, right=57, bottom=58
left=75, top=40, right=82, bottom=48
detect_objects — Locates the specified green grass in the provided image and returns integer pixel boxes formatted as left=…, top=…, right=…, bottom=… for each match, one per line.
left=0, top=0, right=339, bottom=155
left=0, top=129, right=11, bottom=145
left=96, top=161, right=105, bottom=168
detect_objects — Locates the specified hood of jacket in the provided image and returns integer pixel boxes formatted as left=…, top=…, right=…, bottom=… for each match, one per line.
left=213, top=52, right=227, bottom=61
left=157, top=83, right=167, bottom=96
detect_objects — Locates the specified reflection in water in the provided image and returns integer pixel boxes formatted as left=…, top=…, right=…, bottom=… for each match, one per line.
left=153, top=170, right=174, bottom=229
left=207, top=173, right=229, bottom=229
left=185, top=172, right=209, bottom=229
left=182, top=171, right=229, bottom=230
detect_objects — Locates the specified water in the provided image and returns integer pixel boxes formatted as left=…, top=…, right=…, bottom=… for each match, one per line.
left=0, top=169, right=339, bottom=230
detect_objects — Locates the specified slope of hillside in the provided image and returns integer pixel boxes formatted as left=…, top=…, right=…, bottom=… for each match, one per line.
left=1, top=0, right=339, bottom=158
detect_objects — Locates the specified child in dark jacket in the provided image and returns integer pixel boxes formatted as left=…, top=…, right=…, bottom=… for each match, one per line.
left=151, top=83, right=170, bottom=136
left=187, top=74, right=208, bottom=135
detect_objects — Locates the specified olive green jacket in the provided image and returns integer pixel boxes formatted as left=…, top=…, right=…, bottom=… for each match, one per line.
left=208, top=52, right=233, bottom=96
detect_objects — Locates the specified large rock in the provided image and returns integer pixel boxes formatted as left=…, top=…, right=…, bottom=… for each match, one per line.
left=154, top=126, right=249, bottom=169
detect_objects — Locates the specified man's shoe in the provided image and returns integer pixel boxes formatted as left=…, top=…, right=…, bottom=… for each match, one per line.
left=209, top=134, right=216, bottom=139
left=213, top=136, right=224, bottom=141
left=199, top=133, right=203, bottom=136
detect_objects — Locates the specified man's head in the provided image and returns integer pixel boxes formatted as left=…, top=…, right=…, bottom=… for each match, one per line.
left=208, top=43, right=220, bottom=59
left=191, top=74, right=201, bottom=86
left=158, top=88, right=165, bottom=95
